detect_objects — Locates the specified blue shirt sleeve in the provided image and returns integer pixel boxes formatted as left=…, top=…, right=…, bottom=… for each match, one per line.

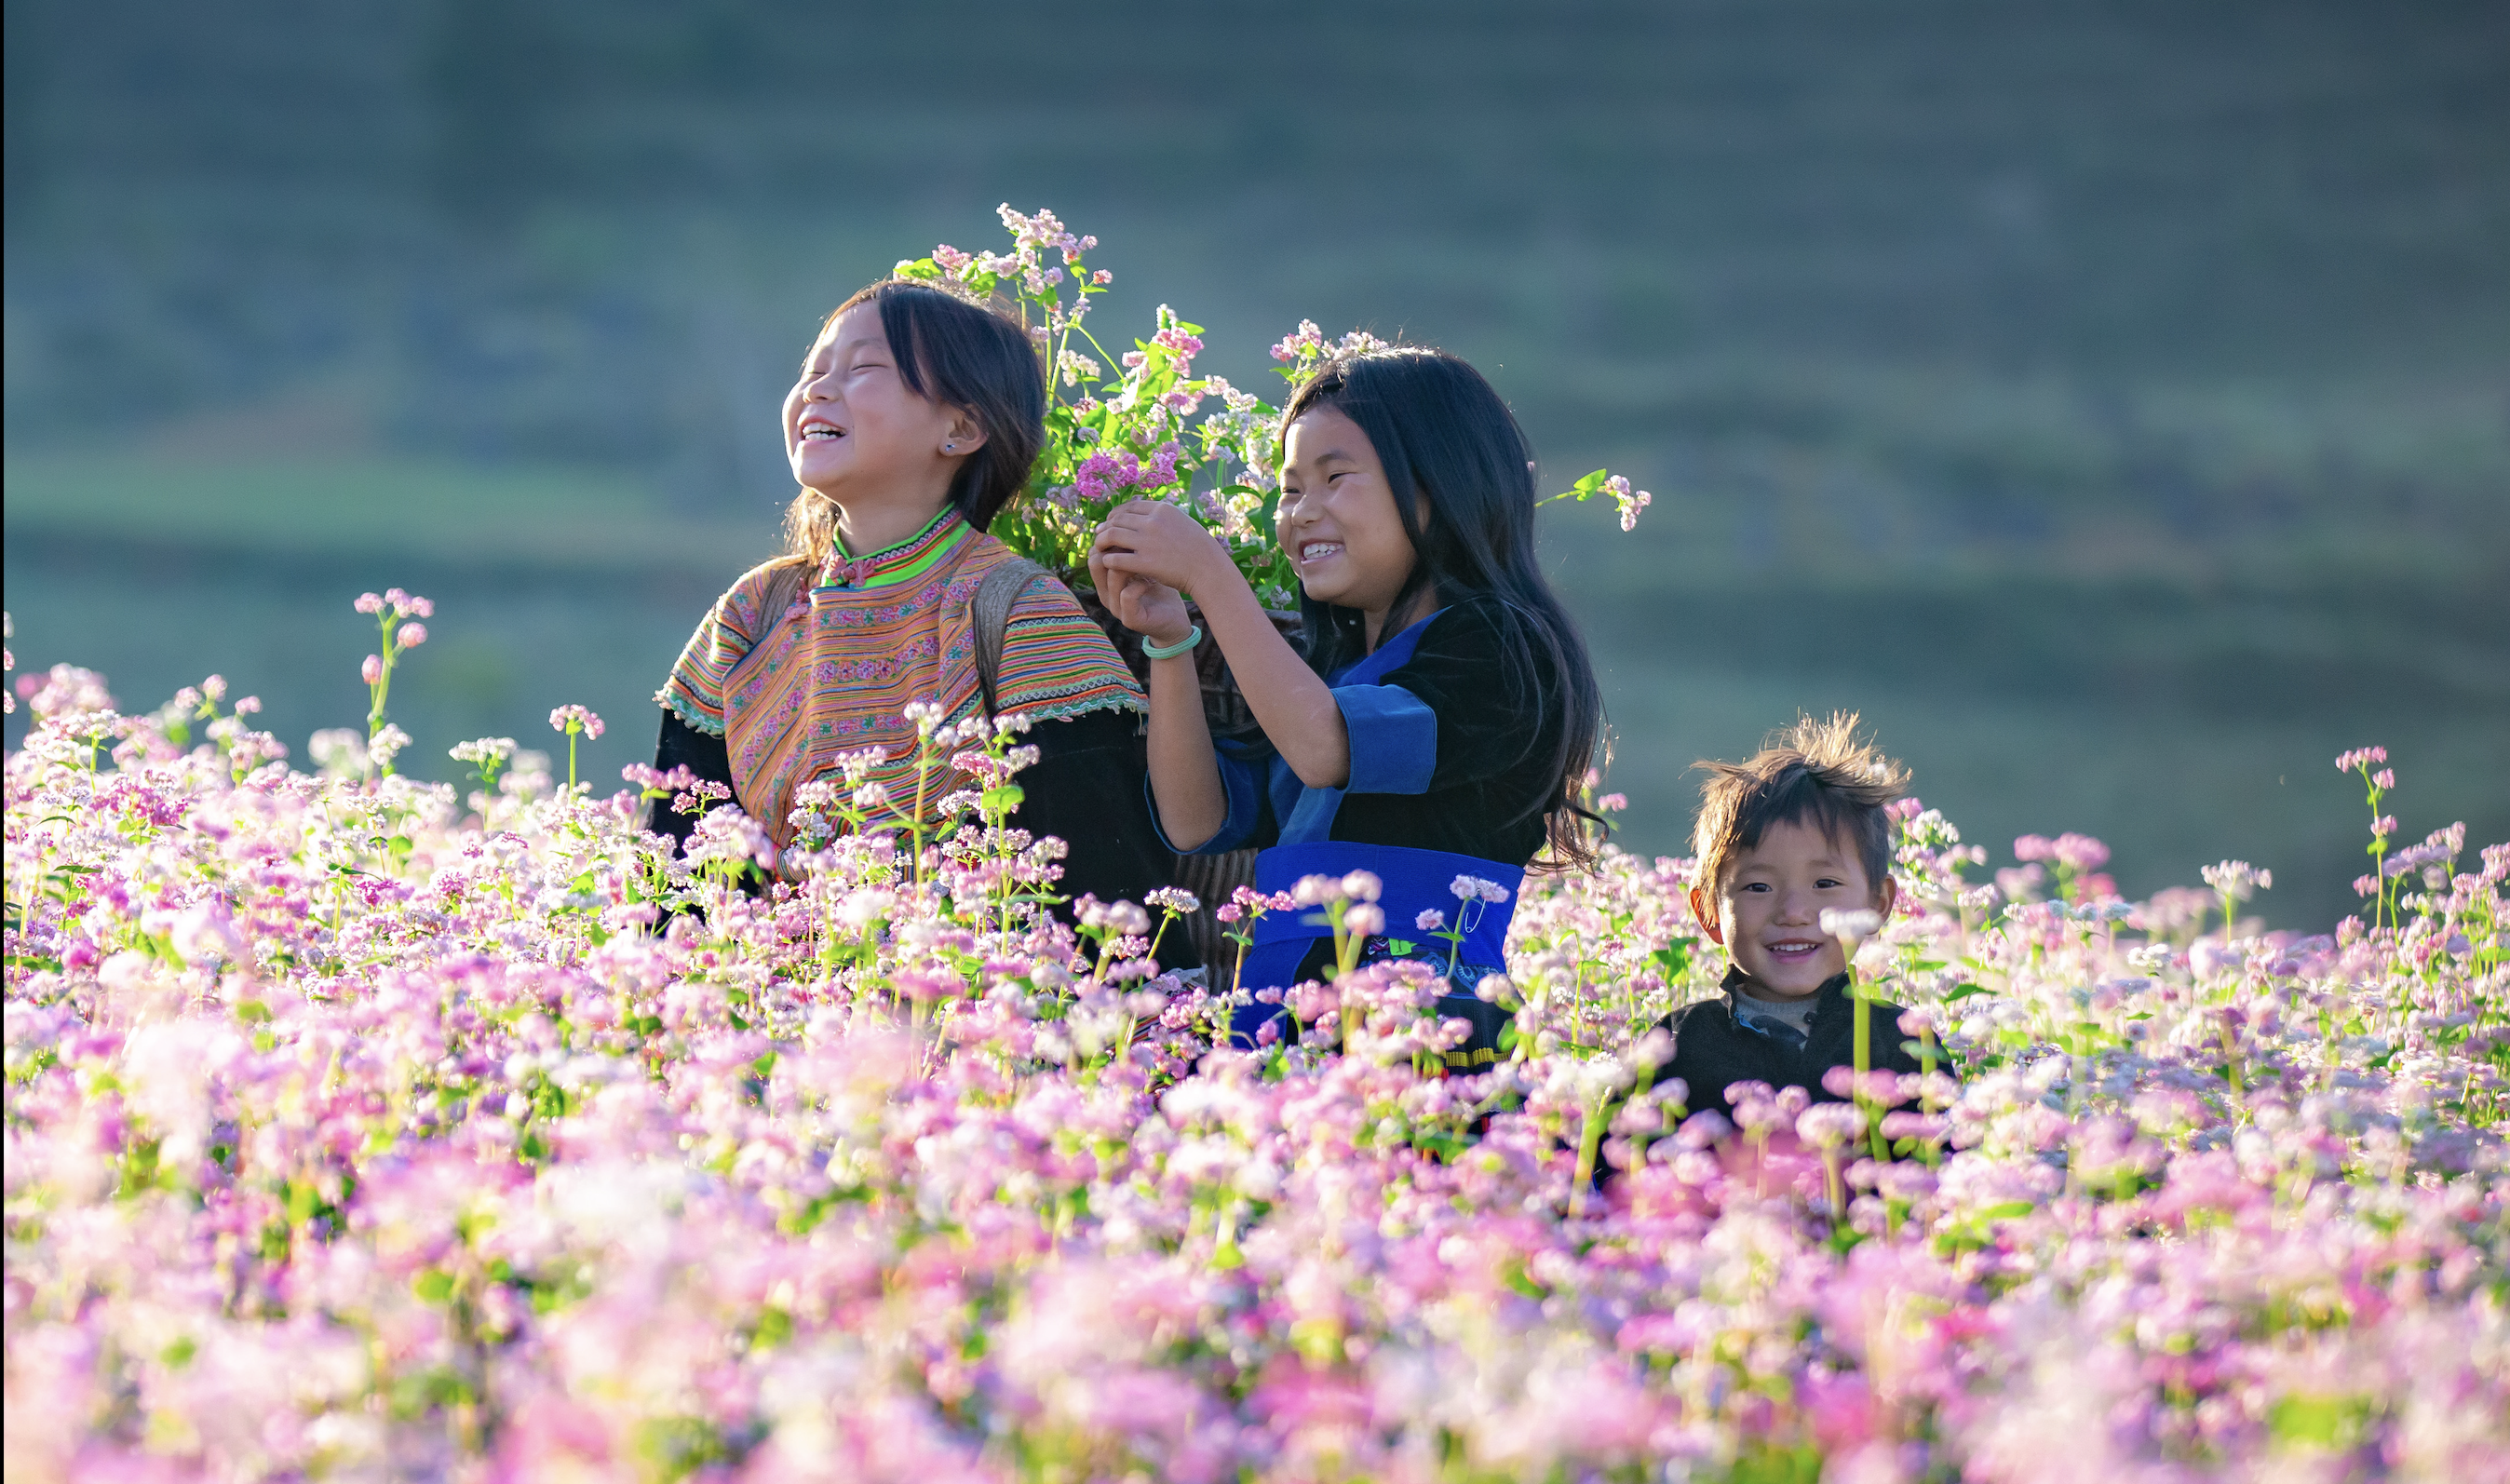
left=1333, top=681, right=1439, bottom=795
left=1148, top=741, right=1272, bottom=856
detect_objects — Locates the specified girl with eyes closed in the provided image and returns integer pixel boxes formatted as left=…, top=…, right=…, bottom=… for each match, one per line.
left=649, top=281, right=1190, bottom=959
left=1087, top=346, right=1604, bottom=1066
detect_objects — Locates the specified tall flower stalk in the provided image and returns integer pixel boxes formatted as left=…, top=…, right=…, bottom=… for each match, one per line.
left=2340, top=746, right=2397, bottom=929
left=547, top=706, right=603, bottom=793
left=354, top=587, right=431, bottom=768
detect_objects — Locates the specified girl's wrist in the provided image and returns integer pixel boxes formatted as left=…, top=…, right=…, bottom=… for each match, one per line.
left=1186, top=537, right=1248, bottom=605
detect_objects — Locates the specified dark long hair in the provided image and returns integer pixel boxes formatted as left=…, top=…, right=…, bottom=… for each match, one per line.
left=1283, top=347, right=1609, bottom=868
left=780, top=280, right=1046, bottom=566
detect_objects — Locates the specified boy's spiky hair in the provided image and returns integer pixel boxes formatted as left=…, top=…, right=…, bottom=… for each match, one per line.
left=1692, top=712, right=1909, bottom=899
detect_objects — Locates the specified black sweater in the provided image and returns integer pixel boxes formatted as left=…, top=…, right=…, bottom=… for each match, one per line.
left=648, top=708, right=1196, bottom=968
left=1647, top=969, right=1928, bottom=1117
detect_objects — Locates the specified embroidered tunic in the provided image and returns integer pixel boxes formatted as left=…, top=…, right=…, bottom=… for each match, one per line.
left=657, top=509, right=1143, bottom=849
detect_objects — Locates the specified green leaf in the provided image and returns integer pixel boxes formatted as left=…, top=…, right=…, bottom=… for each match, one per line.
left=1941, top=982, right=1993, bottom=1003
left=412, top=1268, right=456, bottom=1305
left=751, top=1306, right=793, bottom=1350
left=1725, top=1441, right=1825, bottom=1484
left=635, top=1415, right=737, bottom=1479
left=1650, top=940, right=1695, bottom=978
left=2268, top=1393, right=2373, bottom=1450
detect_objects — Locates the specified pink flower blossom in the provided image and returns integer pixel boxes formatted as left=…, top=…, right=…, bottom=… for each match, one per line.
left=548, top=705, right=605, bottom=740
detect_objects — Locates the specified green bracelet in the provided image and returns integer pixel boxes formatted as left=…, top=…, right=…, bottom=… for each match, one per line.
left=1141, top=626, right=1202, bottom=660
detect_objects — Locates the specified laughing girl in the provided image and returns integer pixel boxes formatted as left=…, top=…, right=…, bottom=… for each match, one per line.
left=649, top=281, right=1185, bottom=951
left=1088, top=346, right=1604, bottom=1063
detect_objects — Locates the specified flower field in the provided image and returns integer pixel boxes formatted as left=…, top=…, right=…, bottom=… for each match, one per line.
left=5, top=590, right=2507, bottom=1484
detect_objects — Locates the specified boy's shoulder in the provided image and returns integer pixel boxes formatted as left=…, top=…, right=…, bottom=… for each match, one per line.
left=1653, top=995, right=1737, bottom=1041
left=1662, top=994, right=1724, bottom=1024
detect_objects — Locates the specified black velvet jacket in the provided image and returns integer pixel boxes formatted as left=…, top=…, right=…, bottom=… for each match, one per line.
left=647, top=708, right=1197, bottom=968
left=1646, top=968, right=1929, bottom=1116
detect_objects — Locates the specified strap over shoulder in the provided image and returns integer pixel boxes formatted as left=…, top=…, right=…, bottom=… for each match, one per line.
left=972, top=556, right=1051, bottom=717
left=752, top=557, right=816, bottom=638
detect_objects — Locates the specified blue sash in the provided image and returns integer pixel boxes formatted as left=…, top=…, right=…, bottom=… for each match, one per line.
left=1235, top=840, right=1525, bottom=1001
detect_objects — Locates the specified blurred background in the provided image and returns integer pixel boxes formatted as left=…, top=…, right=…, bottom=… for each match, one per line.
left=6, top=0, right=2504, bottom=927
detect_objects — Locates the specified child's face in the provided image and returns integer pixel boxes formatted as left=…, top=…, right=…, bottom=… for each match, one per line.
left=782, top=306, right=977, bottom=510
left=1277, top=405, right=1418, bottom=618
left=1688, top=816, right=1896, bottom=999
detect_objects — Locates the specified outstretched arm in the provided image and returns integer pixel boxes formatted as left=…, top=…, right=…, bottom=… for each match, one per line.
left=1091, top=501, right=1350, bottom=790
left=1086, top=519, right=1228, bottom=849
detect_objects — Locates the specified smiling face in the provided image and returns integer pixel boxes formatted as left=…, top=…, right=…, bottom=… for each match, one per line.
left=783, top=305, right=977, bottom=515
left=1688, top=816, right=1897, bottom=999
left=1276, top=404, right=1420, bottom=621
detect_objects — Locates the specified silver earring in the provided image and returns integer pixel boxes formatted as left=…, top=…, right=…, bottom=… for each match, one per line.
left=944, top=442, right=955, bottom=452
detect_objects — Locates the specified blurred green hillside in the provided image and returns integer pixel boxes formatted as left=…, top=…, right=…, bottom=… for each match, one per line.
left=7, top=0, right=2506, bottom=926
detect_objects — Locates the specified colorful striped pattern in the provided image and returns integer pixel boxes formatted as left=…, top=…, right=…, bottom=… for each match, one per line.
left=658, top=510, right=1143, bottom=847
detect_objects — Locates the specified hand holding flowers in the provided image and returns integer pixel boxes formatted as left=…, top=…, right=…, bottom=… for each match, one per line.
left=1087, top=497, right=1235, bottom=647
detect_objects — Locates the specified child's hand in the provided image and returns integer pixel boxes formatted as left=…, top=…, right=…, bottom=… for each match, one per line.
left=1091, top=500, right=1230, bottom=600
left=1090, top=501, right=1229, bottom=648
left=1097, top=565, right=1193, bottom=648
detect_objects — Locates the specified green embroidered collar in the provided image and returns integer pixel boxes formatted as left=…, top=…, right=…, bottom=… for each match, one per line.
left=817, top=508, right=970, bottom=590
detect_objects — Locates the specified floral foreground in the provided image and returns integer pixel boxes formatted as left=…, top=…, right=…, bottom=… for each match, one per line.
left=5, top=659, right=2508, bottom=1484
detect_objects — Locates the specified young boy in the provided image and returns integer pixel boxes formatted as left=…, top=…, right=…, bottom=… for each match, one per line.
left=1646, top=713, right=1928, bottom=1114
